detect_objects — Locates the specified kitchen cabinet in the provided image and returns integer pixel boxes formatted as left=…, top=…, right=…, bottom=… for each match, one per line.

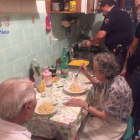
left=21, top=0, right=38, bottom=13
left=0, top=0, right=38, bottom=14
left=46, top=0, right=95, bottom=14
left=0, top=0, right=21, bottom=14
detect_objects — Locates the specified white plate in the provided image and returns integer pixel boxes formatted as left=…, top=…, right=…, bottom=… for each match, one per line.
left=64, top=82, right=87, bottom=94
left=35, top=99, right=59, bottom=115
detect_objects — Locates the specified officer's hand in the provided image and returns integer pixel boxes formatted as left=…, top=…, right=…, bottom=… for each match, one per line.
left=121, top=69, right=126, bottom=77
left=80, top=64, right=88, bottom=75
left=85, top=40, right=91, bottom=47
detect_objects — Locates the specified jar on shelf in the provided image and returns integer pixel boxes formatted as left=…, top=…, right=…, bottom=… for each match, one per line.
left=69, top=0, right=76, bottom=12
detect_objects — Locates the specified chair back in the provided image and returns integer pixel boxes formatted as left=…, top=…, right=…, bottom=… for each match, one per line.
left=121, top=115, right=133, bottom=140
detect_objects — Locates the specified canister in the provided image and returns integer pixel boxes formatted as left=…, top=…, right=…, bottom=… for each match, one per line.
left=69, top=0, right=76, bottom=12
left=42, top=70, right=52, bottom=87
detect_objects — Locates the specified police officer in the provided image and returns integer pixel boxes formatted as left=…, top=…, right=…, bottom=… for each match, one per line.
left=121, top=0, right=140, bottom=103
left=86, top=0, right=133, bottom=71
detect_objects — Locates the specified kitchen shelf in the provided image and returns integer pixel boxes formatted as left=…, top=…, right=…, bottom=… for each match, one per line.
left=50, top=11, right=78, bottom=13
left=46, top=0, right=94, bottom=14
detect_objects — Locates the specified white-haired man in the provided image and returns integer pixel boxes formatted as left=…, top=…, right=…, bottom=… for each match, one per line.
left=0, top=78, right=37, bottom=140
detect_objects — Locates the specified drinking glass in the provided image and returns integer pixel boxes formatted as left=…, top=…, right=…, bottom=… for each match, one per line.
left=45, top=87, right=52, bottom=97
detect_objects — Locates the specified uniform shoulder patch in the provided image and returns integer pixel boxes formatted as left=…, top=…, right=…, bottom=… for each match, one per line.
left=104, top=18, right=109, bottom=24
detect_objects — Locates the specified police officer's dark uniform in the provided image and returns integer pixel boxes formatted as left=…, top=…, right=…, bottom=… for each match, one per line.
left=130, top=23, right=140, bottom=103
left=100, top=5, right=133, bottom=71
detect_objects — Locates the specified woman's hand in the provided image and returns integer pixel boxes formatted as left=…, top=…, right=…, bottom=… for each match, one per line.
left=80, top=64, right=88, bottom=76
left=63, top=98, right=88, bottom=108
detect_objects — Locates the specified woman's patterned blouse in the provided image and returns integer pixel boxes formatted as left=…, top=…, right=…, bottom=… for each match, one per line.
left=100, top=76, right=131, bottom=123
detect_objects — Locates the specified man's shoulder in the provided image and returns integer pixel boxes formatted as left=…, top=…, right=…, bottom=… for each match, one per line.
left=109, top=6, right=121, bottom=14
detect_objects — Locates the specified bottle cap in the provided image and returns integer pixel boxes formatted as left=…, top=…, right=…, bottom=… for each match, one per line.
left=42, top=70, right=52, bottom=77
left=33, top=59, right=37, bottom=62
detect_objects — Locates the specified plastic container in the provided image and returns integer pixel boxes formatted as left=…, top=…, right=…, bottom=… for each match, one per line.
left=37, top=76, right=46, bottom=94
left=49, top=65, right=57, bottom=77
left=69, top=0, right=76, bottom=12
left=32, top=59, right=40, bottom=76
left=42, top=70, right=52, bottom=87
left=60, top=48, right=69, bottom=78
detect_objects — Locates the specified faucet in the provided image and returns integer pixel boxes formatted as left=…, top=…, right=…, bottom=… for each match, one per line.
left=69, top=41, right=81, bottom=59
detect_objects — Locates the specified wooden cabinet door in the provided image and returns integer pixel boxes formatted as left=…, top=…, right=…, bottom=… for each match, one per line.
left=0, top=0, right=21, bottom=14
left=86, top=0, right=94, bottom=14
left=81, top=0, right=94, bottom=14
left=21, top=0, right=38, bottom=13
left=46, top=0, right=51, bottom=13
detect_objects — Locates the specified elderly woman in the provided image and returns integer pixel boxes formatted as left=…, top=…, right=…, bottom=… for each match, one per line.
left=64, top=53, right=131, bottom=140
left=0, top=78, right=37, bottom=140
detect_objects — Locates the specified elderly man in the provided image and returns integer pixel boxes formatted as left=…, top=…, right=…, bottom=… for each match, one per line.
left=86, top=0, right=133, bottom=71
left=0, top=78, right=37, bottom=140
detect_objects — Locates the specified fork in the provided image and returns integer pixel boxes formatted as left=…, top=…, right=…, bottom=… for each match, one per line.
left=75, top=63, right=84, bottom=78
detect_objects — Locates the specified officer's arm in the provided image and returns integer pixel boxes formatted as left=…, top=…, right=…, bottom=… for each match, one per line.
left=122, top=37, right=139, bottom=70
left=90, top=30, right=106, bottom=46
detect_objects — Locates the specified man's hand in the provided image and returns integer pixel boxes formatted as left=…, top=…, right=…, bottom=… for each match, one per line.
left=121, top=69, right=127, bottom=77
left=85, top=40, right=91, bottom=47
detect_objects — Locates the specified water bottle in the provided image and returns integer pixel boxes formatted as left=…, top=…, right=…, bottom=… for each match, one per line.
left=32, top=59, right=41, bottom=88
left=32, top=59, right=40, bottom=76
left=60, top=47, right=69, bottom=78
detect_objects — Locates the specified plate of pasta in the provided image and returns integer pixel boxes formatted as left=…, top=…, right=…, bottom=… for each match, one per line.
left=35, top=99, right=59, bottom=115
left=64, top=82, right=87, bottom=94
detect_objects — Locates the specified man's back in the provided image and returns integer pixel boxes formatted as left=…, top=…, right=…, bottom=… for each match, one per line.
left=100, top=6, right=133, bottom=50
left=0, top=118, right=31, bottom=140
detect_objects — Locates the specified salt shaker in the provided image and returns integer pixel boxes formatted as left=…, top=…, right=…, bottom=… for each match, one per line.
left=42, top=70, right=52, bottom=87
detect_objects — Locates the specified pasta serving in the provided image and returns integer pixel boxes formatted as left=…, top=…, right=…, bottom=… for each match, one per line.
left=37, top=101, right=55, bottom=114
left=69, top=83, right=83, bottom=93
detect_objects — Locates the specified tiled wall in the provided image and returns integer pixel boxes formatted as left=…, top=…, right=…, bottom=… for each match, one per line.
left=0, top=9, right=104, bottom=83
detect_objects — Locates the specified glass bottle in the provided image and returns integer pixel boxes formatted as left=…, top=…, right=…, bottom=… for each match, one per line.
left=60, top=48, right=69, bottom=78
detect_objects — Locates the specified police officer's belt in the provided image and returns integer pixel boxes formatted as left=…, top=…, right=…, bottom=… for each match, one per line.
left=113, top=44, right=123, bottom=54
left=134, top=65, right=140, bottom=71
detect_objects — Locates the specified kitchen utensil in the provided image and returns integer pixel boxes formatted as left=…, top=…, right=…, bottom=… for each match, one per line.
left=75, top=63, right=84, bottom=78
left=57, top=85, right=64, bottom=88
left=68, top=60, right=89, bottom=66
left=75, top=69, right=81, bottom=78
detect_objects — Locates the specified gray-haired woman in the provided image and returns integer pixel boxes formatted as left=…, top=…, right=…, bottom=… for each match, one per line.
left=64, top=52, right=131, bottom=140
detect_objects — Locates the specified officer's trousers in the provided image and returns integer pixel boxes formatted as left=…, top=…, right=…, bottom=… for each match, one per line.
left=114, top=45, right=130, bottom=72
left=115, top=53, right=124, bottom=72
left=131, top=69, right=140, bottom=103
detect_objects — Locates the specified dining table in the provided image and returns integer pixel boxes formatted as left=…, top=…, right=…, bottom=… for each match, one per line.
left=24, top=72, right=94, bottom=140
